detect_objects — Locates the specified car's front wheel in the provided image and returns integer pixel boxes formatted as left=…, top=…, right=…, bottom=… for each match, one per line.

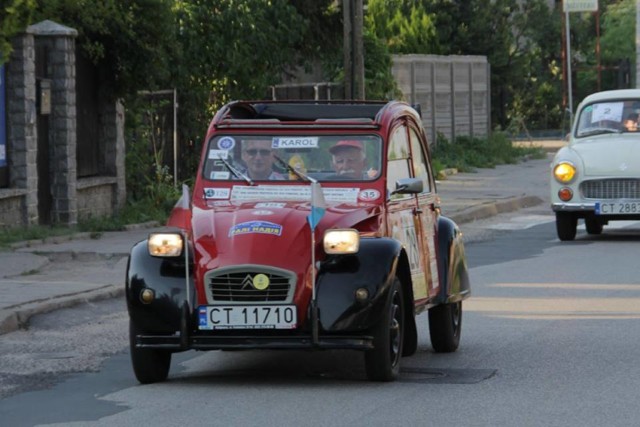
left=129, top=320, right=172, bottom=384
left=585, top=216, right=603, bottom=235
left=365, top=277, right=404, bottom=382
left=428, top=301, right=462, bottom=352
left=556, top=212, right=577, bottom=241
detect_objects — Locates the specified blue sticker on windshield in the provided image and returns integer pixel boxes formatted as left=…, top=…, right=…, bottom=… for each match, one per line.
left=218, top=136, right=235, bottom=150
left=228, top=221, right=283, bottom=237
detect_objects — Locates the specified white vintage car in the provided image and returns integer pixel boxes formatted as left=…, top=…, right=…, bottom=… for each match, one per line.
left=551, top=89, right=640, bottom=241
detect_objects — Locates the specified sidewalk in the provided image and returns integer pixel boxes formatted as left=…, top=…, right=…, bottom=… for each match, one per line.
left=0, top=151, right=557, bottom=335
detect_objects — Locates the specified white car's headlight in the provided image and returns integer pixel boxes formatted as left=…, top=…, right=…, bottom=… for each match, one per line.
left=148, top=233, right=184, bottom=257
left=323, top=229, right=359, bottom=254
left=553, top=162, right=576, bottom=183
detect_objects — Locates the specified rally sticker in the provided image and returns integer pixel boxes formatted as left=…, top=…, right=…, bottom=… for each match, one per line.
left=211, top=171, right=230, bottom=180
left=217, top=136, right=235, bottom=150
left=228, top=221, right=283, bottom=237
left=208, top=149, right=229, bottom=159
left=232, top=185, right=359, bottom=203
left=359, top=189, right=381, bottom=201
left=255, top=202, right=286, bottom=208
left=272, top=137, right=319, bottom=149
left=204, top=188, right=231, bottom=199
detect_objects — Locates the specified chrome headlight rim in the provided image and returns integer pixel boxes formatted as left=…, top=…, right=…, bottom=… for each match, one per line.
left=553, top=161, right=577, bottom=184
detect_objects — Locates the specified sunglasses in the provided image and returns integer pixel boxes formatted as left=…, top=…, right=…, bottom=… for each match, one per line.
left=244, top=149, right=272, bottom=157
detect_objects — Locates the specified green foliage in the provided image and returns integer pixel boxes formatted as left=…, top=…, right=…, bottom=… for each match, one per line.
left=124, top=96, right=181, bottom=221
left=600, top=0, right=635, bottom=64
left=363, top=30, right=403, bottom=100
left=431, top=131, right=546, bottom=175
left=174, top=0, right=306, bottom=109
left=365, top=0, right=440, bottom=54
left=33, top=0, right=179, bottom=100
left=0, top=0, right=35, bottom=63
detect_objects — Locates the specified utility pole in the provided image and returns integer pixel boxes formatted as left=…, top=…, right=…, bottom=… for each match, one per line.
left=343, top=0, right=365, bottom=100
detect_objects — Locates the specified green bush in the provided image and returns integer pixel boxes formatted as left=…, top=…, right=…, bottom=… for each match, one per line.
left=431, top=131, right=546, bottom=176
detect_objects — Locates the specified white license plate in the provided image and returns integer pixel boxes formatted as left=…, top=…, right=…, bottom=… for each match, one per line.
left=595, top=201, right=640, bottom=215
left=197, top=305, right=297, bottom=330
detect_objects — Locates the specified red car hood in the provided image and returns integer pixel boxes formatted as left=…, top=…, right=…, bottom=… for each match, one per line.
left=190, top=201, right=380, bottom=273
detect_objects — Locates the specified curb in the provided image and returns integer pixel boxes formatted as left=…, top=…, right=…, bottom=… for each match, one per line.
left=448, top=195, right=544, bottom=225
left=0, top=284, right=124, bottom=336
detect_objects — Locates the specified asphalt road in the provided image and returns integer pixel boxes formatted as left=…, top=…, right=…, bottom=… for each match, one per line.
left=2, top=207, right=640, bottom=426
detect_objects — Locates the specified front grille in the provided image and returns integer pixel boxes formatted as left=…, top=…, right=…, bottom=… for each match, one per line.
left=581, top=179, right=640, bottom=199
left=205, top=267, right=296, bottom=304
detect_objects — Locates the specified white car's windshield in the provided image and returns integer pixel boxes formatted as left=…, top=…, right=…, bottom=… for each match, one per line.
left=576, top=99, right=640, bottom=138
left=203, top=134, right=382, bottom=182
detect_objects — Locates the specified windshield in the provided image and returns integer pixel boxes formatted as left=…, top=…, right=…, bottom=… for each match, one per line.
left=203, top=134, right=382, bottom=182
left=575, top=99, right=640, bottom=138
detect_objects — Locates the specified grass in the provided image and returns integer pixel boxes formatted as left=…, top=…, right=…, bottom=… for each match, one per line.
left=0, top=199, right=169, bottom=250
left=430, top=131, right=547, bottom=177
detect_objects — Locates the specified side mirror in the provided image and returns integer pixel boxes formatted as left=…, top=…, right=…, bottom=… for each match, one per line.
left=391, top=177, right=423, bottom=195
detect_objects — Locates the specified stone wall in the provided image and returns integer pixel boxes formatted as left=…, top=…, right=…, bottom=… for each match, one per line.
left=77, top=177, right=117, bottom=220
left=0, top=20, right=125, bottom=229
left=0, top=30, right=38, bottom=227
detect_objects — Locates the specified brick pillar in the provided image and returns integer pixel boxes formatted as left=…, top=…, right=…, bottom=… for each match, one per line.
left=29, top=20, right=78, bottom=226
left=6, top=33, right=38, bottom=225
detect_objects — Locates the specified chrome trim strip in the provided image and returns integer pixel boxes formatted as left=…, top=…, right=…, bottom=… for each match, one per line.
left=551, top=203, right=596, bottom=212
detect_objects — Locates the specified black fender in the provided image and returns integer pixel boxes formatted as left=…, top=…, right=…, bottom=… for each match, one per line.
left=435, top=216, right=471, bottom=305
left=126, top=240, right=195, bottom=334
left=315, top=237, right=416, bottom=336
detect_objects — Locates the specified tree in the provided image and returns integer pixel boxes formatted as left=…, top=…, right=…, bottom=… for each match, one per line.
left=365, top=0, right=440, bottom=54
left=0, top=0, right=35, bottom=64
left=600, top=0, right=635, bottom=87
left=32, top=0, right=179, bottom=101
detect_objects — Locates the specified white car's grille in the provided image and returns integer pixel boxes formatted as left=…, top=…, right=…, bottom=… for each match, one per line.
left=204, top=266, right=296, bottom=304
left=581, top=179, right=640, bottom=199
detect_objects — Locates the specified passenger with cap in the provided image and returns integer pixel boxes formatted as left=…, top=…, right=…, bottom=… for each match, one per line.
left=329, top=140, right=367, bottom=179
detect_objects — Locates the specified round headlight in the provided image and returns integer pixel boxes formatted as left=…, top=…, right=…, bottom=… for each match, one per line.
left=553, top=162, right=576, bottom=183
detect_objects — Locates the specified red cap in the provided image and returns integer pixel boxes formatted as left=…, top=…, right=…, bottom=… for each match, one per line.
left=329, top=140, right=363, bottom=154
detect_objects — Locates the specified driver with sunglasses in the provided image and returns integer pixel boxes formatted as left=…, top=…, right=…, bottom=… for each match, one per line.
left=240, top=140, right=286, bottom=180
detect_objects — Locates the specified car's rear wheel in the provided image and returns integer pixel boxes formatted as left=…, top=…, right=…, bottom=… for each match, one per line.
left=585, top=216, right=603, bottom=235
left=365, top=277, right=404, bottom=382
left=428, top=301, right=462, bottom=352
left=129, top=320, right=172, bottom=384
left=556, top=212, right=577, bottom=241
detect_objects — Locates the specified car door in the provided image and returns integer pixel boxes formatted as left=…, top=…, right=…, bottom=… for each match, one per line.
left=407, top=125, right=440, bottom=300
left=386, top=122, right=432, bottom=305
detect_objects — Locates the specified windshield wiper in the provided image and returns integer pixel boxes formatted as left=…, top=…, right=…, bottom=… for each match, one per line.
left=217, top=156, right=254, bottom=186
left=578, top=127, right=622, bottom=137
left=273, top=155, right=314, bottom=183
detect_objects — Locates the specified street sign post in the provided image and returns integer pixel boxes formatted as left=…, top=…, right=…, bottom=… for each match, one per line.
left=563, top=0, right=598, bottom=12
left=562, top=0, right=599, bottom=124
